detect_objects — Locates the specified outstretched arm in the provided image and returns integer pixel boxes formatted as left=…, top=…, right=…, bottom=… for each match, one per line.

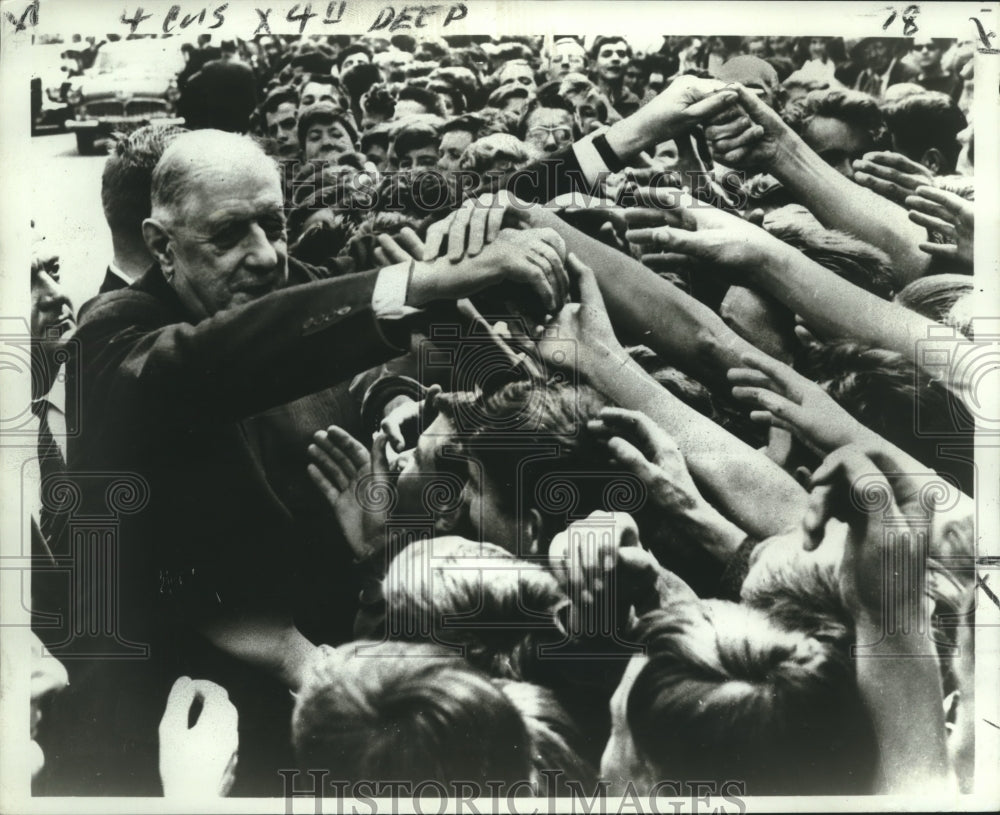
left=537, top=254, right=808, bottom=540
left=706, top=85, right=933, bottom=285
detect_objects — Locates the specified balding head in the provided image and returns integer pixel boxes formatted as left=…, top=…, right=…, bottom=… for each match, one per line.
left=151, top=130, right=281, bottom=226
left=143, top=130, right=288, bottom=321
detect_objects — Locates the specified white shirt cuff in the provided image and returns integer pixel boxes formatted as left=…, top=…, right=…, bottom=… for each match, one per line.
left=572, top=136, right=611, bottom=187
left=372, top=261, right=423, bottom=320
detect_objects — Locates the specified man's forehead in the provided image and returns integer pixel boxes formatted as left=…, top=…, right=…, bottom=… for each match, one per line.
left=176, top=165, right=282, bottom=224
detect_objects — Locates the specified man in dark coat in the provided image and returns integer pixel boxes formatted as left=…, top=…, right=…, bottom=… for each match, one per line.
left=45, top=129, right=568, bottom=796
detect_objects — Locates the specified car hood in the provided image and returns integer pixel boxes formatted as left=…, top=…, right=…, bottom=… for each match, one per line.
left=77, top=73, right=172, bottom=100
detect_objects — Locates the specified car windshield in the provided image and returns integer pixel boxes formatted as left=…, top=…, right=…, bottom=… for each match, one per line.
left=94, top=43, right=184, bottom=76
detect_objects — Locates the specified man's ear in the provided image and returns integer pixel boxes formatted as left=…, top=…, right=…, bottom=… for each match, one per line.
left=142, top=218, right=174, bottom=274
left=920, top=147, right=944, bottom=175
left=943, top=689, right=960, bottom=736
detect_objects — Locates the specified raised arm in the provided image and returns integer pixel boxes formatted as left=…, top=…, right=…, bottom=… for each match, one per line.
left=806, top=445, right=954, bottom=795
left=706, top=85, right=933, bottom=285
left=537, top=254, right=808, bottom=540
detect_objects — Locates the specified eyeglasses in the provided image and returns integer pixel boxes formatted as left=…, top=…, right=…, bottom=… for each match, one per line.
left=527, top=126, right=573, bottom=144
left=912, top=42, right=939, bottom=52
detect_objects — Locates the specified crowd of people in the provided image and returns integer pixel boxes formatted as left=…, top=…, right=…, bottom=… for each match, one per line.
left=26, top=29, right=981, bottom=802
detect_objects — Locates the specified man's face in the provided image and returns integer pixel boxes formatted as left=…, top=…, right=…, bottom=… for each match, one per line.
left=266, top=101, right=299, bottom=157
left=161, top=159, right=288, bottom=319
left=802, top=115, right=874, bottom=179
left=340, top=51, right=370, bottom=75
left=575, top=100, right=604, bottom=135
left=395, top=413, right=461, bottom=517
left=299, top=81, right=340, bottom=112
left=375, top=49, right=413, bottom=82
left=548, top=41, right=586, bottom=80
left=302, top=120, right=356, bottom=163
left=31, top=253, right=75, bottom=349
left=525, top=107, right=574, bottom=155
left=912, top=39, right=942, bottom=72
left=500, top=93, right=530, bottom=115
left=864, top=40, right=892, bottom=73
left=364, top=141, right=388, bottom=170
left=595, top=40, right=630, bottom=83
left=438, top=129, right=474, bottom=172
left=768, top=36, right=793, bottom=57
left=497, top=61, right=537, bottom=92
left=397, top=144, right=439, bottom=172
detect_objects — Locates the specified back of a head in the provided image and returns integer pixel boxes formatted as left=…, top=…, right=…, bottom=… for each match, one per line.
left=150, top=129, right=277, bottom=223
left=493, top=679, right=595, bottom=791
left=383, top=537, right=568, bottom=679
left=895, top=274, right=975, bottom=328
left=880, top=91, right=967, bottom=173
left=786, top=87, right=885, bottom=141
left=628, top=600, right=877, bottom=795
left=102, top=124, right=187, bottom=236
left=292, top=640, right=533, bottom=787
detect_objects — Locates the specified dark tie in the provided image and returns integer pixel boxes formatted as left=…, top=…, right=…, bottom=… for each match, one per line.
left=32, top=398, right=67, bottom=548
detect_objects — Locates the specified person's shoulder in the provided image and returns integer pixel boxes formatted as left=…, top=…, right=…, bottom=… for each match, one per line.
left=77, top=269, right=178, bottom=335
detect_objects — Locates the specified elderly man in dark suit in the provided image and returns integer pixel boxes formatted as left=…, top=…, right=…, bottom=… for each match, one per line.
left=45, top=129, right=569, bottom=796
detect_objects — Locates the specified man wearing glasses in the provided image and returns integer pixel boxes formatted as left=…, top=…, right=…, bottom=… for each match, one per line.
left=521, top=95, right=579, bottom=155
left=912, top=38, right=962, bottom=102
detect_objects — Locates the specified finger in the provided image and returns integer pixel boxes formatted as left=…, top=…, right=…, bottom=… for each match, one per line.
left=466, top=193, right=493, bottom=256
left=624, top=226, right=666, bottom=246
left=371, top=432, right=393, bottom=480
left=860, top=151, right=929, bottom=173
left=622, top=207, right=684, bottom=230
left=373, top=247, right=389, bottom=267
left=448, top=202, right=475, bottom=262
left=486, top=195, right=506, bottom=246
left=683, top=88, right=740, bottom=122
left=737, top=350, right=803, bottom=395
left=532, top=226, right=568, bottom=261
left=703, top=101, right=744, bottom=127
left=380, top=416, right=407, bottom=452
left=165, top=675, right=196, bottom=710
left=396, top=226, right=427, bottom=260
left=910, top=184, right=967, bottom=211
left=802, top=483, right=835, bottom=550
left=312, top=428, right=358, bottom=477
left=726, top=367, right=775, bottom=388
left=626, top=225, right=699, bottom=255
left=709, top=123, right=765, bottom=156
left=324, top=425, right=370, bottom=470
left=307, top=443, right=350, bottom=492
left=918, top=241, right=959, bottom=260
left=904, top=194, right=954, bottom=222
left=630, top=186, right=686, bottom=213
left=794, top=323, right=821, bottom=348
left=704, top=114, right=752, bottom=141
left=528, top=241, right=568, bottom=306
left=423, top=213, right=453, bottom=260
left=852, top=160, right=920, bottom=189
left=640, top=252, right=698, bottom=275
left=853, top=171, right=908, bottom=201
left=567, top=252, right=606, bottom=313
left=908, top=210, right=957, bottom=238
left=377, top=233, right=412, bottom=264
left=307, top=462, right=342, bottom=504
left=606, top=436, right=657, bottom=481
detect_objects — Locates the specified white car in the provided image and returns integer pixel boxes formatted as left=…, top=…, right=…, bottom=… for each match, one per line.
left=65, top=40, right=186, bottom=154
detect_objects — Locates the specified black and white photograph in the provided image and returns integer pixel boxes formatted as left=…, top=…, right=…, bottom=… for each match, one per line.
left=1, top=1, right=998, bottom=812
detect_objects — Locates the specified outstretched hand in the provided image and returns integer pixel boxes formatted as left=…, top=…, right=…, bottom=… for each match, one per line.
left=907, top=185, right=974, bottom=267
left=728, top=350, right=871, bottom=456
left=852, top=151, right=934, bottom=206
left=159, top=676, right=239, bottom=799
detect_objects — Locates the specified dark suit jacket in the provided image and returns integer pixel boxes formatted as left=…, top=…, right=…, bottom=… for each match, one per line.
left=98, top=266, right=129, bottom=294
left=48, top=259, right=407, bottom=795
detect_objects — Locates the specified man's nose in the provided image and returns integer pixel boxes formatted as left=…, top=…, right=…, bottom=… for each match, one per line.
left=244, top=223, right=280, bottom=269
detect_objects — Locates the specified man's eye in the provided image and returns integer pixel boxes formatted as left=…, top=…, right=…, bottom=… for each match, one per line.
left=213, top=226, right=244, bottom=247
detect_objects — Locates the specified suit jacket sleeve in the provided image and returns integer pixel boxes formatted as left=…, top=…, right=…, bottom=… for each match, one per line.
left=77, top=269, right=407, bottom=427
